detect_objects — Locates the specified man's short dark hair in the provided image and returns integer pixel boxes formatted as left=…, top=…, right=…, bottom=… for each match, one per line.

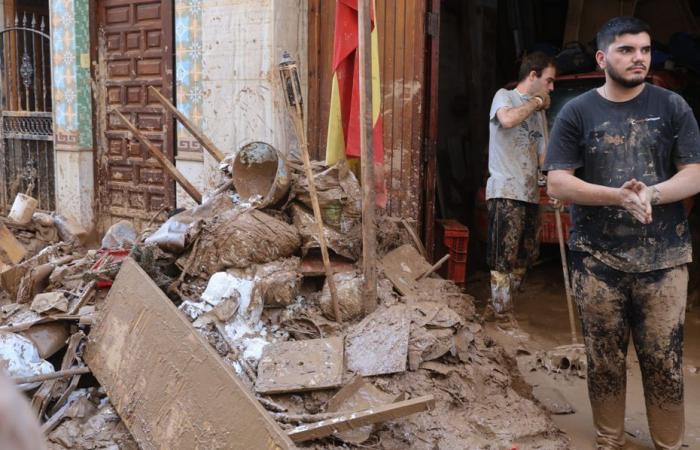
left=597, top=16, right=650, bottom=52
left=518, top=52, right=556, bottom=82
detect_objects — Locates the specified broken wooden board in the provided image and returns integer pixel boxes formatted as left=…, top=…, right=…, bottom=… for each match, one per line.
left=379, top=244, right=431, bottom=296
left=287, top=395, right=435, bottom=442
left=85, top=258, right=294, bottom=450
left=326, top=376, right=400, bottom=444
left=345, top=305, right=410, bottom=376
left=0, top=222, right=26, bottom=265
left=256, top=337, right=344, bottom=394
left=298, top=254, right=354, bottom=277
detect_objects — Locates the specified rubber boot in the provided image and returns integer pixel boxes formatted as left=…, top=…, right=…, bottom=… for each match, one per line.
left=510, top=267, right=527, bottom=293
left=489, top=270, right=512, bottom=315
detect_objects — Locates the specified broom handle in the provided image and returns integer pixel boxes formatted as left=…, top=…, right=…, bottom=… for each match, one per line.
left=541, top=110, right=578, bottom=345
left=555, top=205, right=578, bottom=345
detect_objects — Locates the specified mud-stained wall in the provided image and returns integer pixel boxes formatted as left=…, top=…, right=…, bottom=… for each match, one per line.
left=174, top=0, right=306, bottom=208
left=50, top=0, right=94, bottom=229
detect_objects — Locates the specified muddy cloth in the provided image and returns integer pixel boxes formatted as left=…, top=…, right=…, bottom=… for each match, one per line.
left=486, top=198, right=540, bottom=273
left=570, top=251, right=687, bottom=450
left=544, top=84, right=700, bottom=272
left=486, top=88, right=546, bottom=203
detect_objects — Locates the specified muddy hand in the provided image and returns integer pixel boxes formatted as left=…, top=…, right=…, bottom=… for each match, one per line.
left=620, top=179, right=652, bottom=224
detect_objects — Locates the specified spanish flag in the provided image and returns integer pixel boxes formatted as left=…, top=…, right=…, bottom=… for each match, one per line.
left=325, top=0, right=386, bottom=208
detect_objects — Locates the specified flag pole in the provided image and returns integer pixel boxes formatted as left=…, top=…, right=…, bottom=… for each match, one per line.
left=358, top=0, right=377, bottom=314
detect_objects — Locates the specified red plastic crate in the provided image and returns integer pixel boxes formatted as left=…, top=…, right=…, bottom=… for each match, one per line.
left=436, top=219, right=469, bottom=285
left=540, top=211, right=571, bottom=244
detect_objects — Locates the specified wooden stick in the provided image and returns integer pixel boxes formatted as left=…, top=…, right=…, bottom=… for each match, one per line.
left=68, top=280, right=96, bottom=315
left=111, top=109, right=202, bottom=204
left=358, top=0, right=378, bottom=314
left=147, top=86, right=226, bottom=163
left=401, top=219, right=427, bottom=258
left=287, top=395, right=435, bottom=442
left=555, top=207, right=578, bottom=345
left=13, top=367, right=90, bottom=385
left=0, top=314, right=84, bottom=333
left=284, top=70, right=342, bottom=322
left=416, top=253, right=450, bottom=281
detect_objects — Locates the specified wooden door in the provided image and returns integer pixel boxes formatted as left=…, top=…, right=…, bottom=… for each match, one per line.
left=95, top=0, right=174, bottom=231
left=308, top=0, right=429, bottom=228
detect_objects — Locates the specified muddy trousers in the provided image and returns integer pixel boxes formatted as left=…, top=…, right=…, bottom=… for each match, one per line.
left=570, top=252, right=687, bottom=450
left=486, top=198, right=540, bottom=314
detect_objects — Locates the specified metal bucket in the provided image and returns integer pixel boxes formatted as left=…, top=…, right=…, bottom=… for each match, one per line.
left=232, top=142, right=290, bottom=207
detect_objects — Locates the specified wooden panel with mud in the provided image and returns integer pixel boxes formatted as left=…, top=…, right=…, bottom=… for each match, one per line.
left=85, top=258, right=294, bottom=450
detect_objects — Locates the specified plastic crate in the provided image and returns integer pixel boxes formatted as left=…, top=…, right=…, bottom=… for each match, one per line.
left=436, top=219, right=469, bottom=285
left=539, top=211, right=571, bottom=244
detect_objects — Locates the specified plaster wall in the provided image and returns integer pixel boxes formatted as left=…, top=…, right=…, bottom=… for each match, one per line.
left=174, top=0, right=306, bottom=207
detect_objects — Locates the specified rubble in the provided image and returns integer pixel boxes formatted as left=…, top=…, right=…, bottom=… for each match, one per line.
left=0, top=157, right=572, bottom=449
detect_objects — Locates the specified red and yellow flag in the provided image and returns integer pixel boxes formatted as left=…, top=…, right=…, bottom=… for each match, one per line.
left=326, top=0, right=386, bottom=207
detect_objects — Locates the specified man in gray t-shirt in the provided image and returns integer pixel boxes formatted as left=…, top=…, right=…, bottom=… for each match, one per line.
left=485, top=52, right=555, bottom=327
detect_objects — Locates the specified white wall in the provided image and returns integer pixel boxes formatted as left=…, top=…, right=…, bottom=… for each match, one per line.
left=179, top=0, right=307, bottom=198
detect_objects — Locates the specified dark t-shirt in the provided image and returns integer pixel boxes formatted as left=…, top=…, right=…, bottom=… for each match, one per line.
left=544, top=83, right=700, bottom=272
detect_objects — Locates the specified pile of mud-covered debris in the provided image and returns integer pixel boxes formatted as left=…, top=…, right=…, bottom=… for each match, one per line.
left=0, top=157, right=570, bottom=449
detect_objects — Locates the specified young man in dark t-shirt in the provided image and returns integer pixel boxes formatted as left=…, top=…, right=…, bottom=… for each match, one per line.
left=545, top=17, right=700, bottom=450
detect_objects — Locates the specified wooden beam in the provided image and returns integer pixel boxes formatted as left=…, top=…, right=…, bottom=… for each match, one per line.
left=111, top=109, right=202, bottom=204
left=147, top=86, right=226, bottom=163
left=358, top=0, right=377, bottom=314
left=287, top=395, right=435, bottom=442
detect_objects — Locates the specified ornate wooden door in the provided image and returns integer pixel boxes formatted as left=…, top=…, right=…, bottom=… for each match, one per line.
left=95, top=0, right=174, bottom=231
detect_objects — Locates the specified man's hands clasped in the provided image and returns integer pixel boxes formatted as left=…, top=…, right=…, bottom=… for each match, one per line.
left=619, top=179, right=657, bottom=224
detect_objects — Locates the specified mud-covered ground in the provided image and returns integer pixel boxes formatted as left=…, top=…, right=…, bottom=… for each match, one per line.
left=466, top=257, right=700, bottom=450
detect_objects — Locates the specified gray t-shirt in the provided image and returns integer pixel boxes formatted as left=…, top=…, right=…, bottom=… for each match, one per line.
left=486, top=88, right=545, bottom=204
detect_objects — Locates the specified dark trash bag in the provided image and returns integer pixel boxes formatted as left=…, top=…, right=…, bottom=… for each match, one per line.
left=556, top=42, right=596, bottom=75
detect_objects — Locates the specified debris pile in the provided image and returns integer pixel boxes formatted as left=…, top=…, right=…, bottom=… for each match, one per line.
left=0, top=159, right=570, bottom=449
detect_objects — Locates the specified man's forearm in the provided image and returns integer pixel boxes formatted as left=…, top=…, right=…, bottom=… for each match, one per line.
left=547, top=170, right=621, bottom=206
left=650, top=164, right=700, bottom=205
left=497, top=98, right=541, bottom=129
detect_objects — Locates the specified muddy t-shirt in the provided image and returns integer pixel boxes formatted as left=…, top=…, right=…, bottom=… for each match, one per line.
left=486, top=88, right=546, bottom=204
left=544, top=84, right=700, bottom=272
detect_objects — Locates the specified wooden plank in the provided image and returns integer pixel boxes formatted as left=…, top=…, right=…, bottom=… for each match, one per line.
left=423, top=0, right=441, bottom=261
left=85, top=258, right=294, bottom=450
left=379, top=244, right=431, bottom=296
left=0, top=222, right=26, bottom=264
left=287, top=395, right=435, bottom=442
left=147, top=86, right=225, bottom=162
left=111, top=109, right=202, bottom=204
left=358, top=0, right=378, bottom=314
left=255, top=337, right=344, bottom=394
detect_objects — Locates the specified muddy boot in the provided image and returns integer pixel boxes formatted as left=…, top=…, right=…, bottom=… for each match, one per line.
left=510, top=268, right=527, bottom=293
left=486, top=271, right=512, bottom=318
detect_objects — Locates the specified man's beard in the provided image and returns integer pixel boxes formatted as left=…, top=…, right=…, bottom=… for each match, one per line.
left=606, top=61, right=646, bottom=88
